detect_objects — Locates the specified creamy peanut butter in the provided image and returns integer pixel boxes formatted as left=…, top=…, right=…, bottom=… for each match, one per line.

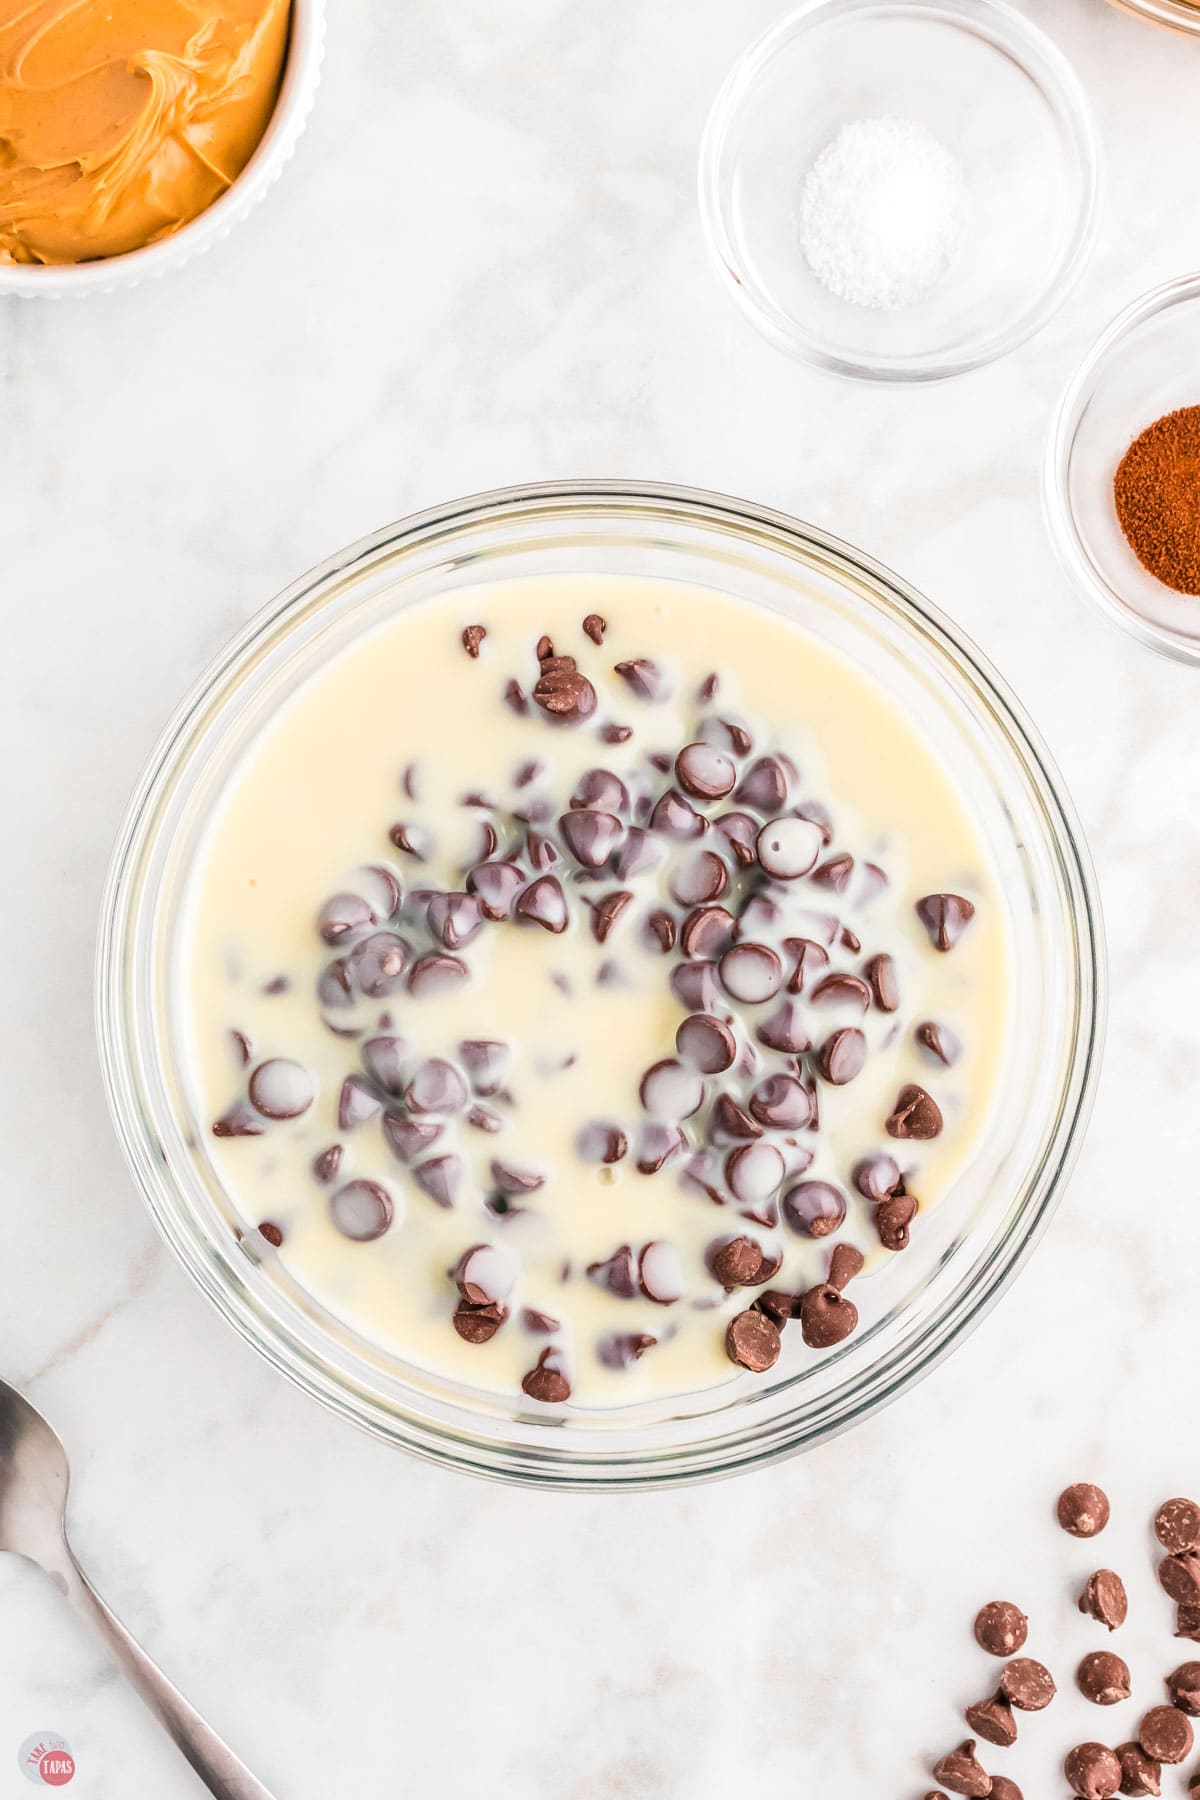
left=0, top=0, right=291, bottom=265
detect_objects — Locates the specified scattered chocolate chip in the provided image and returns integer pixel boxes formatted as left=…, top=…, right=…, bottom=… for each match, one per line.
left=1116, top=1742, right=1161, bottom=1796
left=1080, top=1571, right=1128, bottom=1632
left=887, top=1083, right=944, bottom=1140
left=582, top=613, right=606, bottom=645
left=381, top=1112, right=442, bottom=1163
left=798, top=1282, right=858, bottom=1348
left=643, top=907, right=678, bottom=953
left=1064, top=1743, right=1122, bottom=1799
left=987, top=1782, right=1022, bottom=1800
left=613, top=657, right=670, bottom=701
left=230, top=1029, right=253, bottom=1066
left=587, top=888, right=633, bottom=944
left=735, top=755, right=790, bottom=813
left=916, top=892, right=976, bottom=951
left=875, top=1192, right=918, bottom=1251
left=676, top=1013, right=737, bottom=1074
left=248, top=1058, right=315, bottom=1120
left=408, top=951, right=469, bottom=996
left=931, top=1739, right=992, bottom=1797
left=974, top=1602, right=1028, bottom=1658
left=312, top=1144, right=343, bottom=1184
left=560, top=808, right=624, bottom=869
left=1000, top=1658, right=1056, bottom=1712
left=1078, top=1651, right=1132, bottom=1706
left=755, top=999, right=811, bottom=1054
left=680, top=904, right=736, bottom=959
left=588, top=1244, right=638, bottom=1298
left=719, top=941, right=783, bottom=1004
left=578, top=1122, right=628, bottom=1164
left=725, top=1308, right=781, bottom=1371
left=809, top=971, right=872, bottom=1011
left=1167, top=1664, right=1200, bottom=1716
left=1177, top=1605, right=1200, bottom=1642
left=710, top=1235, right=768, bottom=1288
left=817, top=1026, right=867, bottom=1085
left=452, top=1300, right=508, bottom=1343
left=388, top=821, right=433, bottom=861
left=572, top=767, right=631, bottom=814
left=461, top=624, right=486, bottom=658
left=453, top=1243, right=516, bottom=1307
left=812, top=852, right=853, bottom=892
left=783, top=935, right=830, bottom=994
left=782, top=1180, right=846, bottom=1239
left=863, top=952, right=900, bottom=1012
left=676, top=742, right=736, bottom=801
left=467, top=859, right=524, bottom=920
left=600, top=721, right=632, bottom=744
left=639, top=1241, right=685, bottom=1304
left=649, top=787, right=707, bottom=841
left=503, top=678, right=528, bottom=715
left=749, top=1073, right=812, bottom=1130
left=413, top=1154, right=464, bottom=1208
left=965, top=1693, right=1017, bottom=1747
left=755, top=816, right=823, bottom=880
left=640, top=1059, right=705, bottom=1120
left=713, top=810, right=759, bottom=866
left=597, top=1332, right=656, bottom=1370
left=317, top=891, right=376, bottom=945
left=851, top=1153, right=902, bottom=1201
left=1160, top=1556, right=1200, bottom=1604
left=329, top=1180, right=394, bottom=1242
left=916, top=1019, right=962, bottom=1066
left=533, top=647, right=597, bottom=723
left=521, top=1348, right=570, bottom=1403
left=697, top=671, right=719, bottom=701
left=467, top=1104, right=502, bottom=1133
left=256, top=1220, right=284, bottom=1248
left=828, top=1243, right=865, bottom=1290
left=1139, top=1707, right=1193, bottom=1764
left=670, top=848, right=730, bottom=907
left=490, top=1159, right=545, bottom=1196
left=709, top=1093, right=763, bottom=1143
left=515, top=874, right=568, bottom=933
left=1157, top=1500, right=1200, bottom=1557
left=339, top=1074, right=382, bottom=1130
left=1059, top=1483, right=1111, bottom=1539
left=725, top=1141, right=785, bottom=1207
left=407, top=1057, right=469, bottom=1115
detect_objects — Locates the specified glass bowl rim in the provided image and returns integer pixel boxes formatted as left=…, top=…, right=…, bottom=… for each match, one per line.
left=95, top=479, right=1107, bottom=1489
left=696, top=0, right=1103, bottom=384
left=1043, top=269, right=1200, bottom=668
left=1106, top=0, right=1200, bottom=33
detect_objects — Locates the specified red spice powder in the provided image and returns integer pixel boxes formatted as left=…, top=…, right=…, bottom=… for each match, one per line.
left=1114, top=404, right=1200, bottom=596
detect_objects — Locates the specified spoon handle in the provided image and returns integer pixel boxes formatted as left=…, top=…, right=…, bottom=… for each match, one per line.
left=61, top=1551, right=277, bottom=1800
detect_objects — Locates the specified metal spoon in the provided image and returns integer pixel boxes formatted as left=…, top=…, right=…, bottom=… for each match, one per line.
left=0, top=1376, right=276, bottom=1800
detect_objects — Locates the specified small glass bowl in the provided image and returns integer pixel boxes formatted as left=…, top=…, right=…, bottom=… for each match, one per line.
left=96, top=483, right=1105, bottom=1490
left=1044, top=273, right=1200, bottom=666
left=698, top=0, right=1101, bottom=382
left=1107, top=0, right=1200, bottom=32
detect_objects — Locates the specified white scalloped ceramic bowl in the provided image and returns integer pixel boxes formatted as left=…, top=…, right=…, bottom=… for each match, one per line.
left=0, top=0, right=325, bottom=299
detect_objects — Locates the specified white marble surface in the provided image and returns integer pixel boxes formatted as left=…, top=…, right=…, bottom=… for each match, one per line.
left=3, top=2, right=1200, bottom=1794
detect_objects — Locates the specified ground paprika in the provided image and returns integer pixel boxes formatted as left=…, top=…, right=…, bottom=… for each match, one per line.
left=1114, top=404, right=1200, bottom=595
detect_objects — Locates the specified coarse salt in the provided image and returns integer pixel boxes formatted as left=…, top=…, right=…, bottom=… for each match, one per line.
left=799, top=115, right=968, bottom=311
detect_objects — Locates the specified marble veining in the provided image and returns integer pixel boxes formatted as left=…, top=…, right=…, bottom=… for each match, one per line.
left=3, top=1, right=1200, bottom=1794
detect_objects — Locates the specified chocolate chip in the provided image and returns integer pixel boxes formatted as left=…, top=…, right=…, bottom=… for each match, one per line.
left=1177, top=1605, right=1200, bottom=1642
left=338, top=1074, right=382, bottom=1130
left=640, top=1059, right=705, bottom=1120
left=427, top=891, right=485, bottom=951
left=916, top=892, right=976, bottom=951
left=560, top=808, right=624, bottom=869
left=388, top=822, right=433, bottom=861
left=578, top=1122, right=628, bottom=1164
left=361, top=1034, right=411, bottom=1096
left=828, top=1243, right=865, bottom=1289
left=353, top=930, right=412, bottom=997
left=413, top=1154, right=464, bottom=1208
left=798, top=1282, right=858, bottom=1348
left=987, top=1783, right=1022, bottom=1800
left=725, top=1309, right=781, bottom=1372
left=615, top=826, right=666, bottom=880
left=676, top=1013, right=736, bottom=1073
left=931, top=1739, right=992, bottom=1796
left=249, top=1058, right=315, bottom=1120
left=713, top=811, right=759, bottom=866
left=1064, top=1743, right=1122, bottom=1798
left=1157, top=1500, right=1200, bottom=1556
left=680, top=904, right=736, bottom=958
left=863, top=952, right=900, bottom=1012
left=1138, top=1707, right=1193, bottom=1764
left=670, top=960, right=721, bottom=1014
left=453, top=1300, right=508, bottom=1343
left=710, top=1236, right=767, bottom=1287
left=916, top=1019, right=963, bottom=1067
left=875, top=1192, right=918, bottom=1251
left=613, top=657, right=670, bottom=701
left=965, top=1693, right=1017, bottom=1747
left=489, top=1159, right=544, bottom=1196
left=406, top=1057, right=469, bottom=1115
left=670, top=849, right=730, bottom=906
left=453, top=1243, right=516, bottom=1307
left=515, top=874, right=568, bottom=933
left=582, top=613, right=606, bottom=644
left=782, top=1180, right=846, bottom=1239
left=725, top=1142, right=785, bottom=1207
left=381, top=1112, right=442, bottom=1162
left=755, top=816, right=823, bottom=880
left=1000, top=1658, right=1056, bottom=1711
left=649, top=788, right=707, bottom=841
left=753, top=999, right=809, bottom=1054
left=317, top=891, right=376, bottom=945
left=598, top=1332, right=656, bottom=1370
left=600, top=722, right=632, bottom=743
left=584, top=888, right=631, bottom=945
left=783, top=936, right=829, bottom=994
left=329, top=1180, right=394, bottom=1241
left=503, top=678, right=528, bottom=715
left=809, top=971, right=871, bottom=1012
left=256, top=1221, right=284, bottom=1248
left=1167, top=1663, right=1200, bottom=1715
left=974, top=1602, right=1028, bottom=1657
left=887, top=1083, right=943, bottom=1140
left=719, top=941, right=783, bottom=1004
left=635, top=1122, right=687, bottom=1174
left=230, top=1029, right=253, bottom=1067
left=850, top=1153, right=900, bottom=1202
left=753, top=1288, right=795, bottom=1327
left=639, top=1241, right=685, bottom=1304
left=1160, top=1556, right=1200, bottom=1604
left=533, top=647, right=597, bottom=722
left=1079, top=1571, right=1128, bottom=1632
left=676, top=742, right=736, bottom=800
left=735, top=755, right=790, bottom=812
left=709, top=1093, right=763, bottom=1143
left=1078, top=1652, right=1132, bottom=1706
left=811, top=852, right=853, bottom=892
left=408, top=951, right=469, bottom=996
left=312, top=1144, right=343, bottom=1184
left=467, top=1104, right=502, bottom=1133
left=817, top=1026, right=866, bottom=1085
left=749, top=1074, right=812, bottom=1129
left=1059, top=1483, right=1111, bottom=1539
left=1116, top=1742, right=1162, bottom=1796
left=461, top=624, right=486, bottom=658
left=588, top=1244, right=637, bottom=1298
left=521, top=1348, right=570, bottom=1403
